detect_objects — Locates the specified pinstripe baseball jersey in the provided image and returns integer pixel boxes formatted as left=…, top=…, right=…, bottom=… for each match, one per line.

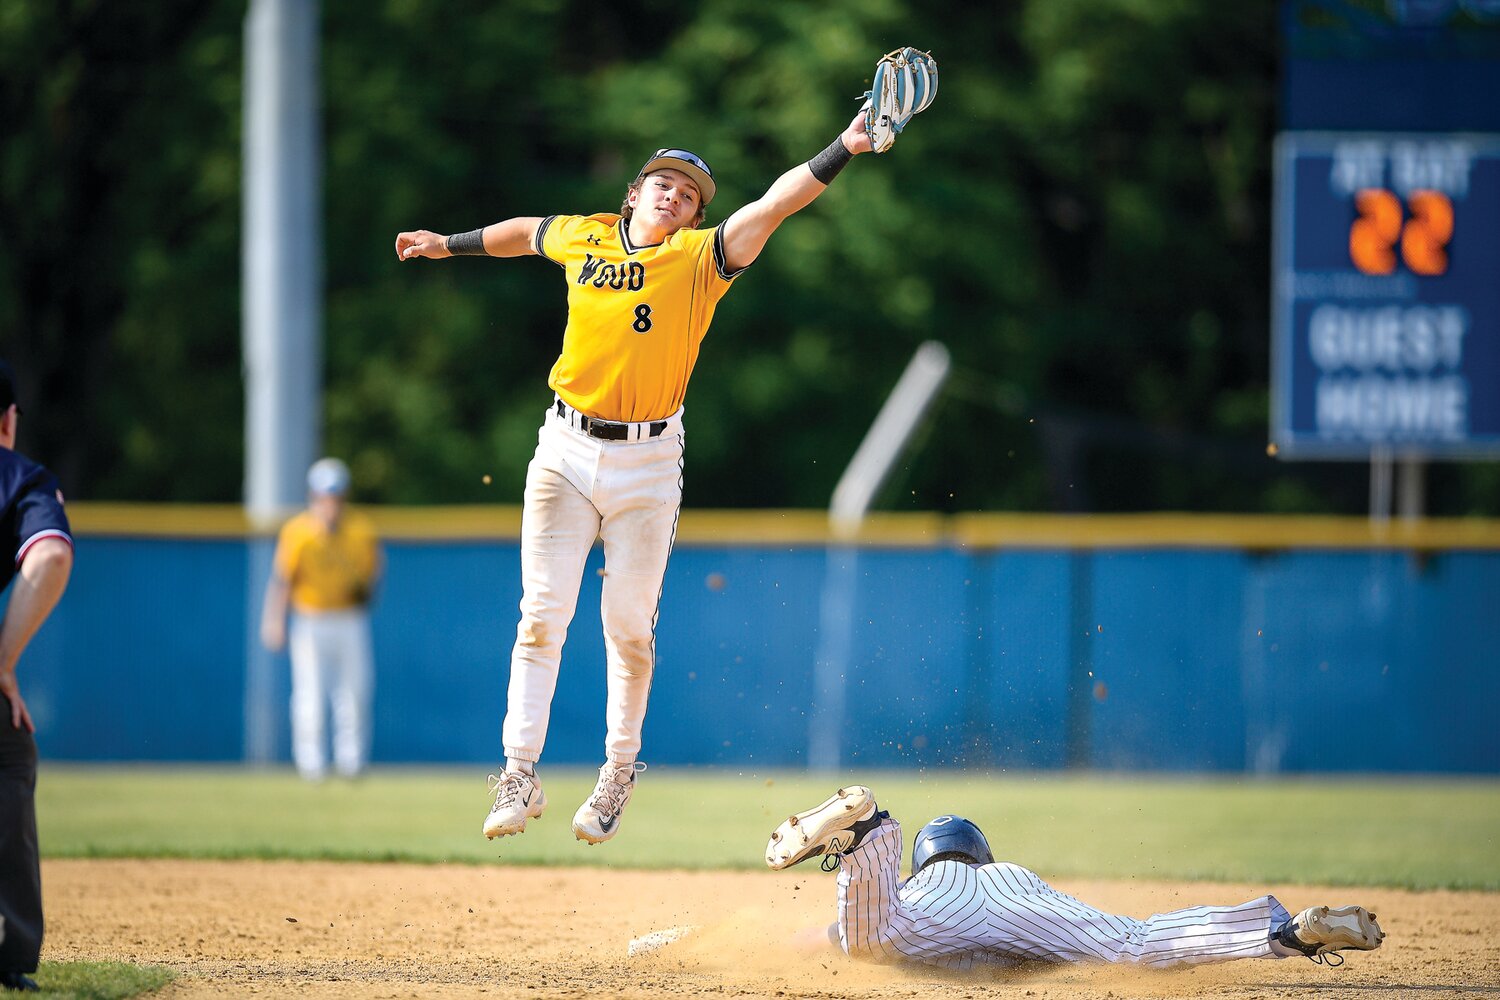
left=534, top=213, right=743, bottom=423
left=837, top=818, right=1290, bottom=970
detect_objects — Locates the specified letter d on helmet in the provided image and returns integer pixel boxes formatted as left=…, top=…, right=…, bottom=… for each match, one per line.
left=911, top=815, right=994, bottom=876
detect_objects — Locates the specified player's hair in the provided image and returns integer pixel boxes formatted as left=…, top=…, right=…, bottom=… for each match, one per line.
left=918, top=849, right=984, bottom=871
left=621, top=175, right=706, bottom=229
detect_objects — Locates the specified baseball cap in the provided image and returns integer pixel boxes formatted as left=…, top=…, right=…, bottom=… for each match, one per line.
left=0, top=360, right=21, bottom=414
left=636, top=148, right=717, bottom=207
left=307, top=457, right=351, bottom=496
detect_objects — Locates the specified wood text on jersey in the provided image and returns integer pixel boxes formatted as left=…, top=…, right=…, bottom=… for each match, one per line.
left=577, top=255, right=646, bottom=291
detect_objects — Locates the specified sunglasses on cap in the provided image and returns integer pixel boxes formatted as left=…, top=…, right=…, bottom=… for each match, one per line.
left=649, top=148, right=714, bottom=177
left=637, top=147, right=717, bottom=207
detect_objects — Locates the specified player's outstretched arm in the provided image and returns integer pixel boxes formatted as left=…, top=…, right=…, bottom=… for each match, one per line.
left=396, top=217, right=545, bottom=261
left=719, top=112, right=872, bottom=274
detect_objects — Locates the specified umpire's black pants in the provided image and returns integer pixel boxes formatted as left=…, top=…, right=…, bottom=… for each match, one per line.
left=0, top=694, right=42, bottom=974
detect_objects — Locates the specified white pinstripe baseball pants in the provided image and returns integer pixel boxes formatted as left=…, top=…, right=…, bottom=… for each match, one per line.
left=838, top=819, right=1291, bottom=970
left=501, top=403, right=685, bottom=766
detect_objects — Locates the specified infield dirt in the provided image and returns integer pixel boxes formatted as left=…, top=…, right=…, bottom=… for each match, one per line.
left=43, top=859, right=1500, bottom=998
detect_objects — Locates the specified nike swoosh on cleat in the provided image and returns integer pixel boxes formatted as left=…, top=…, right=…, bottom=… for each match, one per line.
left=598, top=812, right=618, bottom=833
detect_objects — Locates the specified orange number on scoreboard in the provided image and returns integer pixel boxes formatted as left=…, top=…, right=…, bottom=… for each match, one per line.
left=1348, top=188, right=1454, bottom=277
left=1349, top=188, right=1402, bottom=275
left=1401, top=189, right=1453, bottom=276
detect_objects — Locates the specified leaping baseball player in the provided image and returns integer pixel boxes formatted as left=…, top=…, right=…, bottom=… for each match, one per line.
left=765, top=785, right=1386, bottom=970
left=396, top=50, right=938, bottom=845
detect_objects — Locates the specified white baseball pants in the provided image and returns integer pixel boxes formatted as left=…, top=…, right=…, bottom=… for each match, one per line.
left=288, top=608, right=373, bottom=780
left=501, top=402, right=684, bottom=766
left=838, top=819, right=1291, bottom=970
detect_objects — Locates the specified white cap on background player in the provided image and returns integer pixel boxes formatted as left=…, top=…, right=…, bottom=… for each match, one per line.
left=636, top=148, right=717, bottom=207
left=307, top=457, right=351, bottom=496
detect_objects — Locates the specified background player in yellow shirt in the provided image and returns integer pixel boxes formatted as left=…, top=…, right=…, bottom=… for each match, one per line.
left=261, top=458, right=383, bottom=782
left=395, top=108, right=879, bottom=845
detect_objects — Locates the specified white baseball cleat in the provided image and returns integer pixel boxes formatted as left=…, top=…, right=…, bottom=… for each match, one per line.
left=483, top=770, right=546, bottom=839
left=573, top=761, right=647, bottom=844
left=1278, top=905, right=1386, bottom=964
left=765, top=785, right=879, bottom=871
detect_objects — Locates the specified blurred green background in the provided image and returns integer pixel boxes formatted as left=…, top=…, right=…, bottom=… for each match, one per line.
left=7, top=0, right=1495, bottom=514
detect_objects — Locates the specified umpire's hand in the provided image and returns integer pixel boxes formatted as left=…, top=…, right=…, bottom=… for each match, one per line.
left=0, top=665, right=34, bottom=734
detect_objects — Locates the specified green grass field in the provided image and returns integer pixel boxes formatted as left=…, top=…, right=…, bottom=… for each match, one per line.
left=29, top=962, right=173, bottom=1000
left=37, top=765, right=1500, bottom=890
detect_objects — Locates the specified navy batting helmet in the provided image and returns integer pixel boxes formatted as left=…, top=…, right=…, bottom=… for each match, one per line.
left=911, top=815, right=994, bottom=876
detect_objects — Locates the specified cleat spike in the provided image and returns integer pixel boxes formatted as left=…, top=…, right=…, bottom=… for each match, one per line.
left=763, top=786, right=878, bottom=871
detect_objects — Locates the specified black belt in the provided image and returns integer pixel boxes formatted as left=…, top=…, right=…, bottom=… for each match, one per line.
left=555, top=399, right=668, bottom=441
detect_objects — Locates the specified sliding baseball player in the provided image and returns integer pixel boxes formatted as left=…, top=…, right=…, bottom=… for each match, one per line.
left=767, top=785, right=1386, bottom=971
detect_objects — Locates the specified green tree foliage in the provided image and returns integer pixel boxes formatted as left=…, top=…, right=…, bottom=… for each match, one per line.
left=3, top=0, right=1494, bottom=512
left=0, top=1, right=243, bottom=499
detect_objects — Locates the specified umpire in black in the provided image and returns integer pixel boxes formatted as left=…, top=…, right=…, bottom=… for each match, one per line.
left=0, top=361, right=73, bottom=993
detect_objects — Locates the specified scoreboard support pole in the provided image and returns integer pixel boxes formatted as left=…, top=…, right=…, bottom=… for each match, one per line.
left=1398, top=457, right=1425, bottom=521
left=1369, top=448, right=1393, bottom=526
left=1368, top=453, right=1427, bottom=523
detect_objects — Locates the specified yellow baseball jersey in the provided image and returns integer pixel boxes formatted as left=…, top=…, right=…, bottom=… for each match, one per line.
left=535, top=213, right=744, bottom=422
left=272, top=510, right=380, bottom=613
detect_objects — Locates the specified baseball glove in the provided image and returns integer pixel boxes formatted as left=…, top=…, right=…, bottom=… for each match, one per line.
left=862, top=47, right=939, bottom=154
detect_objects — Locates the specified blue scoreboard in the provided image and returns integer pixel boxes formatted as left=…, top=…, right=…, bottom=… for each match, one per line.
left=1272, top=133, right=1500, bottom=457
left=1271, top=0, right=1500, bottom=459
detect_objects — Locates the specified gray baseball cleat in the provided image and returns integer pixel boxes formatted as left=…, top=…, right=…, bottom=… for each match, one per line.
left=1276, top=905, right=1386, bottom=965
left=483, top=770, right=546, bottom=839
left=573, top=761, right=647, bottom=845
left=766, top=785, right=884, bottom=871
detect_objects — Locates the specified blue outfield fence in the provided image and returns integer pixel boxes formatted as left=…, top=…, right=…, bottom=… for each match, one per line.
left=19, top=507, right=1500, bottom=774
